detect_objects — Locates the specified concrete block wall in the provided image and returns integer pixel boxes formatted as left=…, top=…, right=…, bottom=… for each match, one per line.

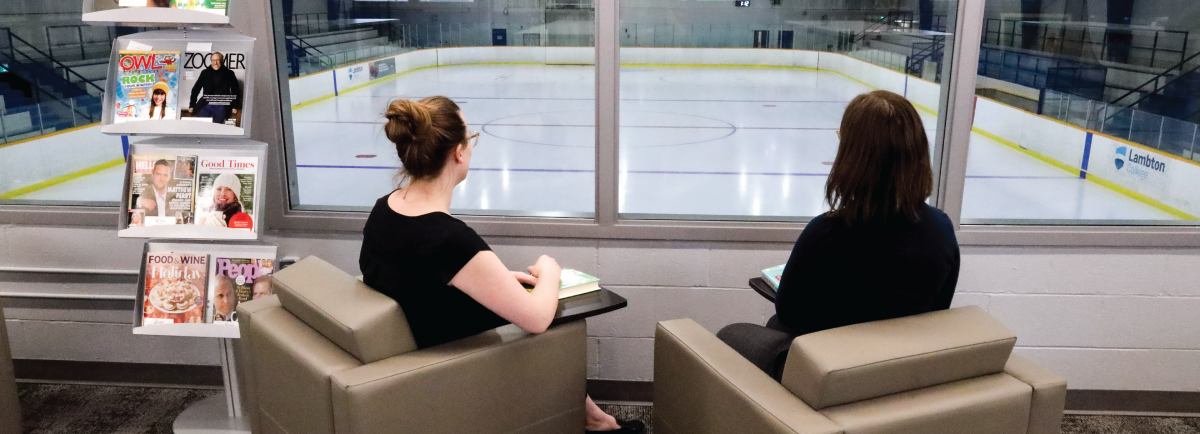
left=3, top=223, right=1200, bottom=392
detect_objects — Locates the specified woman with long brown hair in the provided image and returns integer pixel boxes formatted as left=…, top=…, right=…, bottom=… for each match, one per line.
left=718, top=90, right=960, bottom=380
left=359, top=96, right=643, bottom=433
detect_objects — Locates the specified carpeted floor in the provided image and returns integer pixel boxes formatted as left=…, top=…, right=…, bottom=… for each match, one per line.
left=17, top=383, right=1200, bottom=434
left=18, top=383, right=217, bottom=434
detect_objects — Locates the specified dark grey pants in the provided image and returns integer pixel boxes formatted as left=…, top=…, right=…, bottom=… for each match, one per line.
left=716, top=315, right=797, bottom=381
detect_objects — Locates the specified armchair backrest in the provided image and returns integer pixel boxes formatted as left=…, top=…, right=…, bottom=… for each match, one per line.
left=273, top=256, right=418, bottom=364
left=781, top=306, right=1017, bottom=409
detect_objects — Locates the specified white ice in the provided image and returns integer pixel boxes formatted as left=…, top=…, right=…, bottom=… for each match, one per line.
left=9, top=63, right=1179, bottom=222
left=290, top=63, right=1176, bottom=221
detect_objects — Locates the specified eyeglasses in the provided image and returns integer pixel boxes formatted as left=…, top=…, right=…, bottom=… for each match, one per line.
left=467, top=130, right=480, bottom=148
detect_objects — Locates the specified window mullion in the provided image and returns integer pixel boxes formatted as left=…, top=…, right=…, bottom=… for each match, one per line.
left=935, top=0, right=986, bottom=229
left=595, top=0, right=620, bottom=227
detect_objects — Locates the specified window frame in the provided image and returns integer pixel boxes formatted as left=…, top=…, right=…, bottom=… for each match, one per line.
left=5, top=0, right=1200, bottom=248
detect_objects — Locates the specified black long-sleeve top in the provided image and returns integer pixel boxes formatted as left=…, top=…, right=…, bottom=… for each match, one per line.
left=190, top=66, right=242, bottom=110
left=774, top=204, right=960, bottom=336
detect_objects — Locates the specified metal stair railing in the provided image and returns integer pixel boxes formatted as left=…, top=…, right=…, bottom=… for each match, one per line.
left=906, top=35, right=945, bottom=77
left=0, top=29, right=101, bottom=127
left=45, top=25, right=117, bottom=62
left=1, top=28, right=105, bottom=97
left=287, top=34, right=334, bottom=70
left=1109, top=49, right=1200, bottom=108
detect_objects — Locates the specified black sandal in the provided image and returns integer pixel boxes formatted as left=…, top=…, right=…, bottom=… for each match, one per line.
left=586, top=419, right=645, bottom=434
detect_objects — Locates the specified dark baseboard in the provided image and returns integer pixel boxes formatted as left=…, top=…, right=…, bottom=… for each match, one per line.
left=1067, top=389, right=1200, bottom=414
left=13, top=359, right=223, bottom=388
left=588, top=380, right=1200, bottom=414
left=588, top=379, right=654, bottom=403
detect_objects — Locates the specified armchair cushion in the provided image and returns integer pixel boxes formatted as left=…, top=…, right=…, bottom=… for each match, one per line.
left=273, top=256, right=418, bottom=363
left=782, top=306, right=1017, bottom=409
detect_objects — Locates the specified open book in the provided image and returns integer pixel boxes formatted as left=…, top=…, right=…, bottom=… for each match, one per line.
left=523, top=269, right=601, bottom=299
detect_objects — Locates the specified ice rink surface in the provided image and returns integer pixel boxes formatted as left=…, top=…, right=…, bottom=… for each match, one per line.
left=289, top=63, right=1176, bottom=221
left=11, top=63, right=1176, bottom=222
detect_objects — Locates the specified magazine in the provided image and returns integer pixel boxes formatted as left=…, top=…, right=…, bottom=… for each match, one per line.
left=170, top=0, right=229, bottom=15
left=113, top=51, right=181, bottom=124
left=207, top=257, right=275, bottom=324
left=194, top=156, right=257, bottom=230
left=179, top=49, right=248, bottom=127
left=109, top=0, right=228, bottom=15
left=142, top=253, right=209, bottom=325
left=128, top=154, right=196, bottom=227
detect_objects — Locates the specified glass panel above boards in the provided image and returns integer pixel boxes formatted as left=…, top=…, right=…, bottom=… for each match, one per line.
left=961, top=0, right=1200, bottom=225
left=616, top=0, right=959, bottom=221
left=0, top=2, right=129, bottom=206
left=276, top=0, right=595, bottom=217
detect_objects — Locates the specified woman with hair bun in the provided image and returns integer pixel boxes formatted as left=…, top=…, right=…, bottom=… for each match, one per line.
left=717, top=90, right=960, bottom=381
left=359, top=96, right=643, bottom=433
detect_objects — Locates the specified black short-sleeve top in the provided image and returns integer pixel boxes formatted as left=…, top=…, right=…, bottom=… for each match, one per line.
left=359, top=194, right=509, bottom=349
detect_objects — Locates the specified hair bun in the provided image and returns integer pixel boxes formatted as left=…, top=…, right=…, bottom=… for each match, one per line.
left=384, top=99, right=433, bottom=146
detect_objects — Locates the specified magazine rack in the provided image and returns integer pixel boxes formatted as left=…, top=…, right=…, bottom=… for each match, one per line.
left=82, top=0, right=231, bottom=26
left=134, top=241, right=276, bottom=337
left=136, top=240, right=276, bottom=433
left=101, top=30, right=255, bottom=137
left=119, top=138, right=267, bottom=240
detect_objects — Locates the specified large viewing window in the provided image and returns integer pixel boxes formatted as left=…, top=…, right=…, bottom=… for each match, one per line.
left=277, top=0, right=596, bottom=217
left=4, top=0, right=1200, bottom=242
left=615, top=1, right=959, bottom=221
left=0, top=5, right=125, bottom=206
left=960, top=0, right=1200, bottom=225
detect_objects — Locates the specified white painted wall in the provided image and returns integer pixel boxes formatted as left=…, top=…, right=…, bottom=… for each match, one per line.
left=2, top=223, right=1199, bottom=392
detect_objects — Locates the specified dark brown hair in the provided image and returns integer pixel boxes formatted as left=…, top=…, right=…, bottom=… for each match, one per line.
left=149, top=88, right=167, bottom=119
left=384, top=96, right=466, bottom=184
left=825, top=90, right=933, bottom=225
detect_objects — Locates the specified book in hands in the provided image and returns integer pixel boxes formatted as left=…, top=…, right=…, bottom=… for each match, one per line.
left=761, top=264, right=785, bottom=291
left=522, top=269, right=602, bottom=299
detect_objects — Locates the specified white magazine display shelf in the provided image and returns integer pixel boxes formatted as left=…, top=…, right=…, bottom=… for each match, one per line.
left=134, top=240, right=275, bottom=338
left=101, top=30, right=255, bottom=137
left=82, top=0, right=230, bottom=27
left=119, top=138, right=267, bottom=240
left=135, top=240, right=274, bottom=434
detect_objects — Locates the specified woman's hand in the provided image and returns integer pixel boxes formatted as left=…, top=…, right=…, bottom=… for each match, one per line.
left=527, top=255, right=561, bottom=280
left=512, top=271, right=537, bottom=286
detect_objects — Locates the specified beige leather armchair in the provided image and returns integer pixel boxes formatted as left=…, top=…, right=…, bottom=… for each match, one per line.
left=0, top=298, right=21, bottom=434
left=235, top=256, right=587, bottom=434
left=654, top=306, right=1067, bottom=434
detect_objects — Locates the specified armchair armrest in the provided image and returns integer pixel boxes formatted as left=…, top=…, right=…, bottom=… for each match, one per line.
left=0, top=300, right=21, bottom=434
left=330, top=321, right=587, bottom=434
left=653, top=319, right=843, bottom=434
left=1005, top=354, right=1067, bottom=434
